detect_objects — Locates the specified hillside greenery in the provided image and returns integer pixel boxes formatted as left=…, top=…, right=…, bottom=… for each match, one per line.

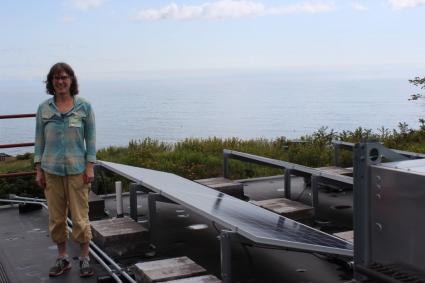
left=2, top=121, right=425, bottom=197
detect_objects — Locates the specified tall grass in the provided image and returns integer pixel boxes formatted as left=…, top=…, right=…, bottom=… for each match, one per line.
left=98, top=121, right=425, bottom=180
left=2, top=122, right=425, bottom=197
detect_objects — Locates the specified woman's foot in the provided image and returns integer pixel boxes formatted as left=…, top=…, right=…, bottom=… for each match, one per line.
left=79, top=257, right=94, bottom=278
left=49, top=257, right=71, bottom=277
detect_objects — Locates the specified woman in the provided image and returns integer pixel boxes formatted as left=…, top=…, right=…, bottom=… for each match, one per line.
left=34, top=62, right=96, bottom=278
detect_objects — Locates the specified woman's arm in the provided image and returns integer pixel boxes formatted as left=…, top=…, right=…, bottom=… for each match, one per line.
left=84, top=103, right=96, bottom=184
left=84, top=103, right=96, bottom=163
left=34, top=106, right=45, bottom=188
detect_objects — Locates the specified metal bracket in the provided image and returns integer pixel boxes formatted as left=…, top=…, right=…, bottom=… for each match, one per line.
left=223, top=151, right=230, bottom=178
left=311, top=175, right=320, bottom=217
left=284, top=169, right=292, bottom=199
left=129, top=183, right=146, bottom=221
left=220, top=230, right=236, bottom=283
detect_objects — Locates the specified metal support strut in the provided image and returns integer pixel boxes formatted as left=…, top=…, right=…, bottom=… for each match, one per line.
left=284, top=169, right=292, bottom=199
left=129, top=183, right=144, bottom=221
left=220, top=230, right=236, bottom=283
left=311, top=175, right=319, bottom=217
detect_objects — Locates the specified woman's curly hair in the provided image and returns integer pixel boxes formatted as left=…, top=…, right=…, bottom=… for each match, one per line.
left=45, top=62, right=79, bottom=96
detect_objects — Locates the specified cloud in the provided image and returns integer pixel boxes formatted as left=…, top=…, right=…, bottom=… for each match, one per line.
left=62, top=16, right=76, bottom=23
left=72, top=0, right=105, bottom=11
left=351, top=2, right=367, bottom=11
left=388, top=0, right=425, bottom=9
left=133, top=1, right=335, bottom=21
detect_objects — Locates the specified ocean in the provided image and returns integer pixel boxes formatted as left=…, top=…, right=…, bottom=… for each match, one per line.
left=1, top=70, right=424, bottom=155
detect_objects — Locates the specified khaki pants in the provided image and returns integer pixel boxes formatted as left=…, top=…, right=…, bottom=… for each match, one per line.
left=44, top=172, right=92, bottom=244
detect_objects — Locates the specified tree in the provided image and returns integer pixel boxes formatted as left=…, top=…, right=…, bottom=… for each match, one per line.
left=409, top=76, right=425, bottom=100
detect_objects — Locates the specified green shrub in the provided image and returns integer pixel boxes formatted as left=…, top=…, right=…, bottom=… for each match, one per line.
left=4, top=121, right=425, bottom=197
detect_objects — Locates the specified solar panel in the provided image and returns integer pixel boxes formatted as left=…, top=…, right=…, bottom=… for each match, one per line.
left=98, top=160, right=353, bottom=256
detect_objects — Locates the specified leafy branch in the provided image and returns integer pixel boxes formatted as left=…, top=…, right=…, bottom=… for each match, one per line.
left=409, top=76, right=425, bottom=100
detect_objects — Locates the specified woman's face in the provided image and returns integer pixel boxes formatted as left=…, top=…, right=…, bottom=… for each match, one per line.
left=52, top=70, right=72, bottom=96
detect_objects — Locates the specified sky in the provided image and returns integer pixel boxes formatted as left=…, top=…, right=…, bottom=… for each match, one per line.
left=1, top=0, right=424, bottom=81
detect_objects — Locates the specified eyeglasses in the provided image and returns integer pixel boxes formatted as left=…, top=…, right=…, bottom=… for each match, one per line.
left=53, top=75, right=70, bottom=81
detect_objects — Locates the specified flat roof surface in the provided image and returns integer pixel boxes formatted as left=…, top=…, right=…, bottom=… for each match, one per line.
left=0, top=206, right=104, bottom=283
left=0, top=174, right=354, bottom=283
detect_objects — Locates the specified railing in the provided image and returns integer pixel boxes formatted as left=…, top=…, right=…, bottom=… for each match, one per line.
left=0, top=113, right=36, bottom=178
left=222, top=149, right=354, bottom=215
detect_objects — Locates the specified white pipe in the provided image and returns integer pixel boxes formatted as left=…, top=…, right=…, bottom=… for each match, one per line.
left=0, top=199, right=44, bottom=205
left=115, top=181, right=123, bottom=218
left=8, top=195, right=46, bottom=202
left=89, top=246, right=123, bottom=283
left=89, top=238, right=137, bottom=283
left=67, top=217, right=137, bottom=283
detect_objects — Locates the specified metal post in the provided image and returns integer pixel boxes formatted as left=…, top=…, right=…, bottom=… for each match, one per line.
left=353, top=142, right=370, bottom=281
left=223, top=152, right=229, bottom=178
left=220, top=230, right=235, bottom=283
left=284, top=169, right=292, bottom=199
left=115, top=181, right=123, bottom=218
left=311, top=175, right=319, bottom=217
left=92, top=164, right=101, bottom=194
left=147, top=192, right=160, bottom=237
left=129, top=183, right=139, bottom=221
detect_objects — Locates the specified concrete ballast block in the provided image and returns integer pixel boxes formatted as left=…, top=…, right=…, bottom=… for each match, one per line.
left=250, top=198, right=314, bottom=220
left=90, top=216, right=149, bottom=258
left=195, top=177, right=245, bottom=200
left=133, top=256, right=206, bottom=283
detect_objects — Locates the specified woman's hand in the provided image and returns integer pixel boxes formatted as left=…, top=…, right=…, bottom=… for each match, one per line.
left=35, top=165, right=45, bottom=188
left=84, top=163, right=94, bottom=184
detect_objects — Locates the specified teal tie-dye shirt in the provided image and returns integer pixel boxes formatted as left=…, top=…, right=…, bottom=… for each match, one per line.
left=34, top=96, right=96, bottom=176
